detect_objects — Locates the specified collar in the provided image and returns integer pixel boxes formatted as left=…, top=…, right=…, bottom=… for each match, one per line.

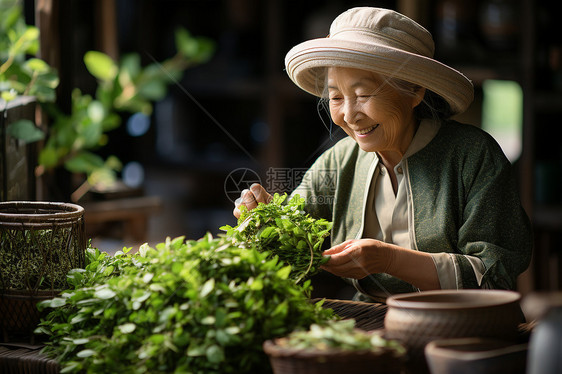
left=402, top=119, right=441, bottom=160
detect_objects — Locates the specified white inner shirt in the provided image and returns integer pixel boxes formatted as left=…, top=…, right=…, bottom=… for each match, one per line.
left=362, top=119, right=485, bottom=289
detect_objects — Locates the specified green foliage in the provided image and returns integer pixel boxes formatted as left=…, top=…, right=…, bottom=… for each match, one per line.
left=38, top=28, right=214, bottom=185
left=1, top=1, right=215, bottom=186
left=36, top=235, right=334, bottom=373
left=220, top=193, right=332, bottom=283
left=6, top=118, right=44, bottom=142
left=0, top=0, right=59, bottom=105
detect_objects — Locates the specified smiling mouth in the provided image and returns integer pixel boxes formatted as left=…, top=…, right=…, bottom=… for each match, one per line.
left=356, top=124, right=379, bottom=135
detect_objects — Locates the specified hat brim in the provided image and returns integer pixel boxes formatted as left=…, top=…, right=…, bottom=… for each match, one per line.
left=285, top=38, right=474, bottom=115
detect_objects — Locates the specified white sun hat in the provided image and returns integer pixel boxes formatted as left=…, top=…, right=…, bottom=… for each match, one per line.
left=285, top=7, right=474, bottom=115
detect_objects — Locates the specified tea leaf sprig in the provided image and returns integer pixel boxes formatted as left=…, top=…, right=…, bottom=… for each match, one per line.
left=220, top=193, right=332, bottom=283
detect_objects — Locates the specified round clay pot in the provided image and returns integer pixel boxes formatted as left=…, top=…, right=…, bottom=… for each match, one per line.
left=384, top=290, right=524, bottom=372
left=424, top=338, right=527, bottom=374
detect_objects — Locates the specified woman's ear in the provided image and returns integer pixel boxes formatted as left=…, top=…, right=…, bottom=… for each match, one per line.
left=412, top=87, right=426, bottom=108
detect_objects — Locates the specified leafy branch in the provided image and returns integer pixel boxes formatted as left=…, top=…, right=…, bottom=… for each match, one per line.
left=220, top=193, right=333, bottom=283
left=37, top=29, right=214, bottom=190
left=1, top=1, right=58, bottom=143
left=1, top=1, right=214, bottom=192
left=0, top=1, right=59, bottom=102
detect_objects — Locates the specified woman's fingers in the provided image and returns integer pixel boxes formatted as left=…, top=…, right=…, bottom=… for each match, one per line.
left=321, top=256, right=365, bottom=278
left=321, top=239, right=392, bottom=279
left=323, top=243, right=357, bottom=266
left=232, top=184, right=272, bottom=218
left=323, top=239, right=356, bottom=255
left=242, top=189, right=258, bottom=210
left=233, top=189, right=253, bottom=218
left=233, top=204, right=242, bottom=219
left=321, top=239, right=374, bottom=279
left=250, top=183, right=272, bottom=204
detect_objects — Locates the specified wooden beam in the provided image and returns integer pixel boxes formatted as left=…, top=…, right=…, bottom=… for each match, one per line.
left=95, top=0, right=119, bottom=60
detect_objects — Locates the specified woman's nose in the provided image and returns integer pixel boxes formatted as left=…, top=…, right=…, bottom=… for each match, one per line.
left=343, top=99, right=360, bottom=125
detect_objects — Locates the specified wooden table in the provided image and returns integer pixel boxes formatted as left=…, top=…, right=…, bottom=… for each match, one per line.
left=82, top=195, right=162, bottom=244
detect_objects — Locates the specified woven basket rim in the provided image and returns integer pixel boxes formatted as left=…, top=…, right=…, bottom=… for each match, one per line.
left=0, top=201, right=84, bottom=224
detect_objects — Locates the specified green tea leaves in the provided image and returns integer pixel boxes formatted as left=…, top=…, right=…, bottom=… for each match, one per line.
left=277, top=319, right=406, bottom=356
left=277, top=266, right=292, bottom=280
left=118, top=323, right=136, bottom=334
left=94, top=287, right=116, bottom=300
left=36, top=235, right=334, bottom=373
left=76, top=349, right=96, bottom=358
left=200, top=278, right=215, bottom=298
left=221, top=193, right=332, bottom=283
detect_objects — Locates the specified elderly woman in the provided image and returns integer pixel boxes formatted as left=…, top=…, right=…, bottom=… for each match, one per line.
left=234, top=7, right=532, bottom=302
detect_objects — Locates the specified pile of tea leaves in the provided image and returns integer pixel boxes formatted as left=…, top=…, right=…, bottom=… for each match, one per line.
left=276, top=319, right=406, bottom=355
left=36, top=235, right=335, bottom=373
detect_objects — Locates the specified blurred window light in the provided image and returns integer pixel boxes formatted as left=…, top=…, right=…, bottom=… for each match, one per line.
left=127, top=112, right=151, bottom=137
left=123, top=161, right=145, bottom=188
left=481, top=79, right=523, bottom=163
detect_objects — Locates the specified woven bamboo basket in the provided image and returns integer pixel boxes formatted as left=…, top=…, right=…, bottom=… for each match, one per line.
left=314, top=298, right=388, bottom=331
left=263, top=299, right=403, bottom=374
left=0, top=345, right=60, bottom=374
left=0, top=201, right=86, bottom=343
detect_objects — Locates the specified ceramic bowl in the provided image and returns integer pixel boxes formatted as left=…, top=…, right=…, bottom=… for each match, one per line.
left=384, top=290, right=524, bottom=372
left=424, top=337, right=528, bottom=374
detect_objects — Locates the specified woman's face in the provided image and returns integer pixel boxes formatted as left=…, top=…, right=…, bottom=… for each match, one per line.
left=327, top=67, right=424, bottom=156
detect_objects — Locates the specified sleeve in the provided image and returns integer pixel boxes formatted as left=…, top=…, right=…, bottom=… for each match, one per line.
left=411, top=124, right=533, bottom=291
left=454, top=138, right=533, bottom=290
left=430, top=253, right=485, bottom=289
left=290, top=150, right=336, bottom=222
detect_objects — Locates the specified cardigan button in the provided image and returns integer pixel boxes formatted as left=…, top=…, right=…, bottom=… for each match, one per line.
left=380, top=166, right=386, bottom=176
left=397, top=166, right=403, bottom=174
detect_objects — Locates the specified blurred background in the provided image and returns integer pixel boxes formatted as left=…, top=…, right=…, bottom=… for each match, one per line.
left=2, top=0, right=562, bottom=296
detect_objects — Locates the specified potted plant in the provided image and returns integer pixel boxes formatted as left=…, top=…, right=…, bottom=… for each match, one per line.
left=1, top=0, right=58, bottom=201
left=0, top=0, right=215, bottom=343
left=1, top=0, right=215, bottom=201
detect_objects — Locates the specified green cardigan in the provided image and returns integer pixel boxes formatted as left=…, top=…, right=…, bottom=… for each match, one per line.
left=292, top=119, right=532, bottom=297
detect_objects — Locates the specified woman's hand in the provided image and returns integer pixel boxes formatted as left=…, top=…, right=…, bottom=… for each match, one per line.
left=321, top=238, right=441, bottom=290
left=320, top=239, right=392, bottom=279
left=233, top=183, right=273, bottom=219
